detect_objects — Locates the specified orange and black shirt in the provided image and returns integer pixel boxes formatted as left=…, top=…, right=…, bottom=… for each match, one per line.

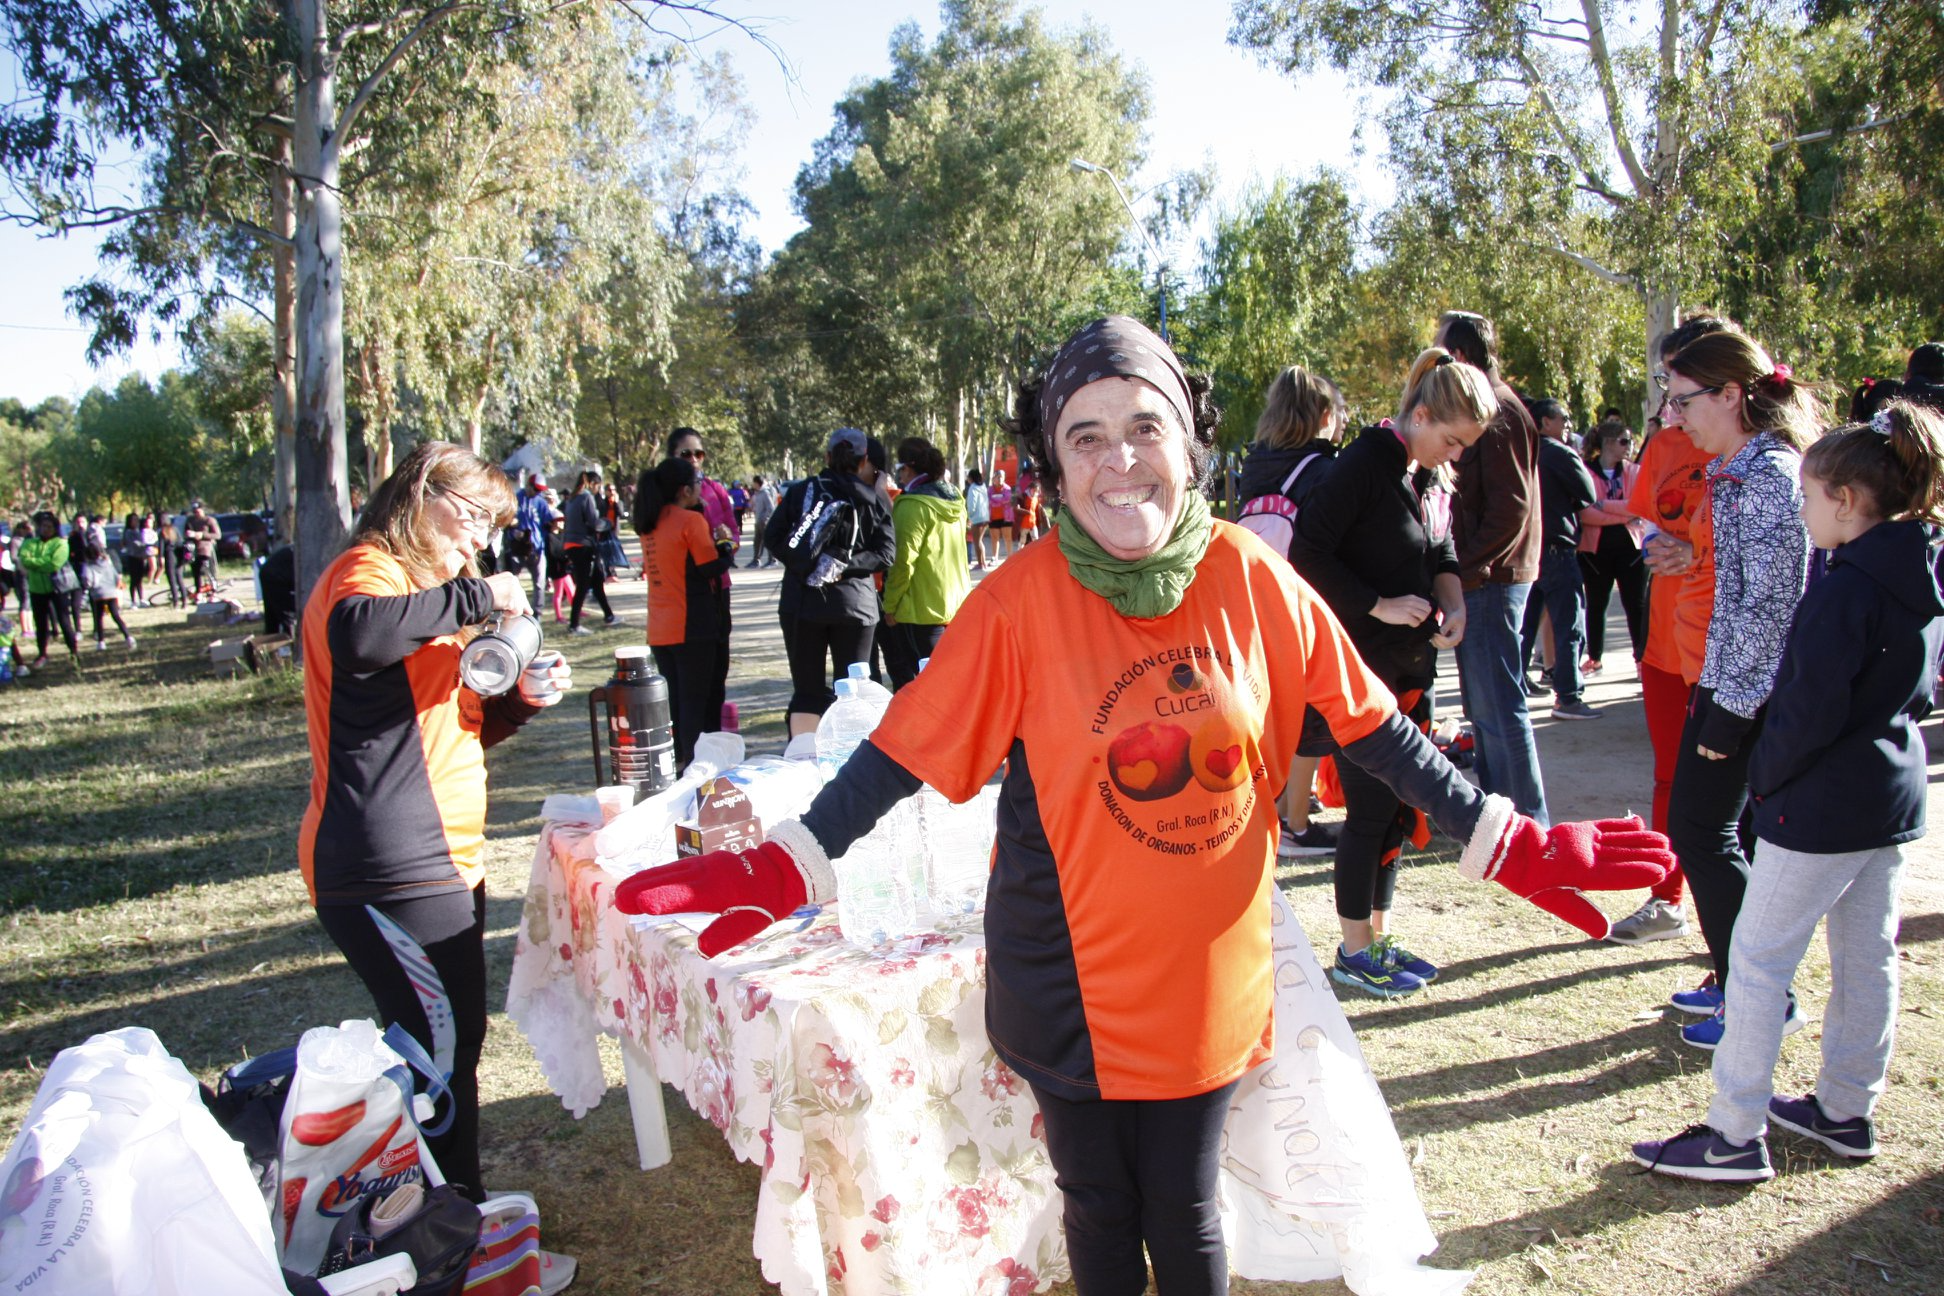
left=644, top=505, right=733, bottom=647
left=298, top=545, right=541, bottom=905
left=808, top=523, right=1405, bottom=1101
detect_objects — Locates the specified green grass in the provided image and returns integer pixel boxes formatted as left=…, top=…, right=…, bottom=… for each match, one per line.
left=2, top=582, right=1941, bottom=1295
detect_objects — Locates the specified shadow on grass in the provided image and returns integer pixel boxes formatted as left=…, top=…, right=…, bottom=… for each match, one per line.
left=2, top=898, right=534, bottom=1070
left=479, top=1082, right=772, bottom=1294
left=1383, top=1021, right=1680, bottom=1135
left=1710, top=1168, right=1943, bottom=1294
left=1898, top=910, right=1944, bottom=947
left=1341, top=943, right=1696, bottom=1034
left=1428, top=1162, right=1725, bottom=1270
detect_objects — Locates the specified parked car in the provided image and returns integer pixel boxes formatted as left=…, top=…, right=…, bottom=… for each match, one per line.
left=215, top=512, right=271, bottom=560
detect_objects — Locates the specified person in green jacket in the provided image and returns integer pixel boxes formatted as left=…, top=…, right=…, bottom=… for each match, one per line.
left=882, top=436, right=971, bottom=689
left=19, top=511, right=80, bottom=665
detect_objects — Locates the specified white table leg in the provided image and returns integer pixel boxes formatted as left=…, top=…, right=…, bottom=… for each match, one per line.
left=619, top=1036, right=673, bottom=1171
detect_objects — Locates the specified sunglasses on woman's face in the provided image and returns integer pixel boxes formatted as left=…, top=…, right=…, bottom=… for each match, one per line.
left=677, top=447, right=706, bottom=461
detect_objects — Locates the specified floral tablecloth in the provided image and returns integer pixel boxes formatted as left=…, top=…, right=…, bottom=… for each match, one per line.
left=508, top=822, right=1471, bottom=1296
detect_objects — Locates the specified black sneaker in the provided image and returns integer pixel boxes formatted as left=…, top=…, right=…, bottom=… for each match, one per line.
left=1523, top=673, right=1549, bottom=698
left=1632, top=1124, right=1773, bottom=1182
left=1768, top=1093, right=1877, bottom=1159
left=1277, top=821, right=1338, bottom=858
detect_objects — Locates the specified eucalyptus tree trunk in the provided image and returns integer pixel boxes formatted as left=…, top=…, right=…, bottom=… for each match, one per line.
left=271, top=122, right=298, bottom=550
left=1644, top=286, right=1678, bottom=426
left=290, top=0, right=351, bottom=612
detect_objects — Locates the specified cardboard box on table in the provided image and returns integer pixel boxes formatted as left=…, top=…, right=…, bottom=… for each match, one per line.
left=675, top=775, right=765, bottom=858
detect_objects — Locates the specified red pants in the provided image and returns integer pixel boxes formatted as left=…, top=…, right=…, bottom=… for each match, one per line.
left=1640, top=660, right=1688, bottom=905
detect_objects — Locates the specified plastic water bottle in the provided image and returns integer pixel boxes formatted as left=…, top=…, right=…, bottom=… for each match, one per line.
left=818, top=679, right=925, bottom=949
left=845, top=660, right=893, bottom=706
left=816, top=678, right=875, bottom=780
left=921, top=784, right=994, bottom=918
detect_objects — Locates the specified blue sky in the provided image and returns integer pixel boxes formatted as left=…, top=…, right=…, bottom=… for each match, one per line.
left=0, top=0, right=1391, bottom=405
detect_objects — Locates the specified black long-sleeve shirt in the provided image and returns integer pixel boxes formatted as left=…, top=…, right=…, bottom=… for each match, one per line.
left=1289, top=423, right=1458, bottom=691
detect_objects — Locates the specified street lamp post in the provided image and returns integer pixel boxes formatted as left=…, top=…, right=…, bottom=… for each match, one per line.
left=1070, top=156, right=1169, bottom=342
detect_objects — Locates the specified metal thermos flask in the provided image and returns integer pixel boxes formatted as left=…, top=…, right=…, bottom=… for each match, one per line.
left=458, top=612, right=543, bottom=697
left=588, top=645, right=676, bottom=800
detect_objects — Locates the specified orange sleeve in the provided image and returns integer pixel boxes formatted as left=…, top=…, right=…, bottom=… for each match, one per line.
left=869, top=586, right=1025, bottom=804
left=1283, top=569, right=1396, bottom=754
left=681, top=510, right=717, bottom=565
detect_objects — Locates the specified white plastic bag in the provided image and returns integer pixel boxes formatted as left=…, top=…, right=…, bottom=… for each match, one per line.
left=277, top=1020, right=427, bottom=1275
left=0, top=1027, right=286, bottom=1295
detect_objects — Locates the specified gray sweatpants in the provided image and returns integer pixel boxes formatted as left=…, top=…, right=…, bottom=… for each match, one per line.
left=1707, top=838, right=1906, bottom=1144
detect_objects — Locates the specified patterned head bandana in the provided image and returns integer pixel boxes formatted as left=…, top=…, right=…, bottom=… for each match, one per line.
left=1037, top=316, right=1194, bottom=449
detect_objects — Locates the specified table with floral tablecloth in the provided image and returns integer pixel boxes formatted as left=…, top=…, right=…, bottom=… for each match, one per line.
left=508, top=820, right=1472, bottom=1296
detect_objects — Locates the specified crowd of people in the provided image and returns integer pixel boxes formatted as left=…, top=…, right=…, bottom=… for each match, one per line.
left=11, top=313, right=1941, bottom=1291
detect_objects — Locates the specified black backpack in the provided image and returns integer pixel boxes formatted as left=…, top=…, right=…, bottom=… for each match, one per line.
left=778, top=476, right=859, bottom=582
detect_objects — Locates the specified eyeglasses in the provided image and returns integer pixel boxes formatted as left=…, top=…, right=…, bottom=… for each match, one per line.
left=1661, top=385, right=1723, bottom=414
left=677, top=448, right=707, bottom=461
left=442, top=489, right=494, bottom=533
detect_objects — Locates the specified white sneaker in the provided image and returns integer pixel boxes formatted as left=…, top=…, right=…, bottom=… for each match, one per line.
left=124, top=635, right=138, bottom=651
left=95, top=639, right=109, bottom=651
left=1606, top=898, right=1691, bottom=944
left=537, top=1248, right=577, bottom=1295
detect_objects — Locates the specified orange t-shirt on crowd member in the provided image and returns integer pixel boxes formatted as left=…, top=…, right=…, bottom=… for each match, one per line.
left=870, top=522, right=1395, bottom=1101
left=644, top=505, right=728, bottom=647
left=1629, top=429, right=1714, bottom=683
left=299, top=545, right=541, bottom=905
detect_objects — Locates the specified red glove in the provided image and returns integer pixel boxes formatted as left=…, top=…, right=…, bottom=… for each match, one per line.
left=1461, top=797, right=1676, bottom=940
left=613, top=840, right=808, bottom=957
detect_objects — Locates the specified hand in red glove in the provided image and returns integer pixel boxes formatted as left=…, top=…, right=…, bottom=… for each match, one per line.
left=1459, top=796, right=1677, bottom=940
left=610, top=822, right=834, bottom=958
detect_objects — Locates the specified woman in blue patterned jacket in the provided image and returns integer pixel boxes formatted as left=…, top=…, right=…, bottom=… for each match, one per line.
left=1657, top=324, right=1823, bottom=1049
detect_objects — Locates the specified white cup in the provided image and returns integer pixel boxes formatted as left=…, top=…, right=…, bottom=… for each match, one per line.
left=596, top=785, right=636, bottom=823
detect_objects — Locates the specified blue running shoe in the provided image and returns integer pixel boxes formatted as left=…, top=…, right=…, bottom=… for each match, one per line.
left=1372, top=935, right=1439, bottom=984
left=1331, top=944, right=1426, bottom=998
left=1768, top=1093, right=1876, bottom=1159
left=1631, top=1124, right=1773, bottom=1182
left=1669, top=973, right=1723, bottom=1016
left=1680, top=996, right=1805, bottom=1051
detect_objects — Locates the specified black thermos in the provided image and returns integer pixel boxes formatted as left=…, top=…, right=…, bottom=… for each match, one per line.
left=588, top=645, right=677, bottom=801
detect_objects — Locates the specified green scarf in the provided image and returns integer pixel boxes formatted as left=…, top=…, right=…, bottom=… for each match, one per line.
left=1054, top=490, right=1212, bottom=619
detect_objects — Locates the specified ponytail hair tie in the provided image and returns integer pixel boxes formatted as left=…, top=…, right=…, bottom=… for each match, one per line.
left=1769, top=363, right=1793, bottom=385
left=1434, top=353, right=1455, bottom=368
left=1871, top=408, right=1895, bottom=438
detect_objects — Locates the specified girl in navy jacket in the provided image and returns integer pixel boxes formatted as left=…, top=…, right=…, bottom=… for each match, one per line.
left=1635, top=400, right=1944, bottom=1182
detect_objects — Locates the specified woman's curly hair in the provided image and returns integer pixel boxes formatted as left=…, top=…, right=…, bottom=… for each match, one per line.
left=1003, top=369, right=1223, bottom=511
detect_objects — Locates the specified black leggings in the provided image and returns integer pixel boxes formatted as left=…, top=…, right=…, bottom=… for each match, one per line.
left=780, top=614, right=875, bottom=716
left=1578, top=541, right=1648, bottom=662
left=91, top=598, right=131, bottom=641
left=1030, top=1078, right=1240, bottom=1296
left=882, top=621, right=947, bottom=691
left=652, top=639, right=718, bottom=769
left=1666, top=686, right=1763, bottom=987
left=29, top=589, right=78, bottom=656
left=315, top=886, right=488, bottom=1199
left=567, top=546, right=611, bottom=628
left=1333, top=750, right=1406, bottom=922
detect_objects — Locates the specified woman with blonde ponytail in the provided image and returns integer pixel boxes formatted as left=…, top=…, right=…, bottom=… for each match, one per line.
left=1635, top=400, right=1944, bottom=1181
left=1288, top=347, right=1497, bottom=995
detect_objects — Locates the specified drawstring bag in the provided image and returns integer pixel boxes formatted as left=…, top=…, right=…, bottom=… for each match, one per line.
left=274, top=1021, right=454, bottom=1275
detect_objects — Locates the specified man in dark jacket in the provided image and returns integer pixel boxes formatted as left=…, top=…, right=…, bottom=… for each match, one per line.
left=1438, top=311, right=1551, bottom=823
left=1519, top=399, right=1602, bottom=719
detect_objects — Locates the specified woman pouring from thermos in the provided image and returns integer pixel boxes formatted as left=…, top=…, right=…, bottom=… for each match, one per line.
left=299, top=442, right=571, bottom=1203
left=611, top=317, right=1675, bottom=1295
